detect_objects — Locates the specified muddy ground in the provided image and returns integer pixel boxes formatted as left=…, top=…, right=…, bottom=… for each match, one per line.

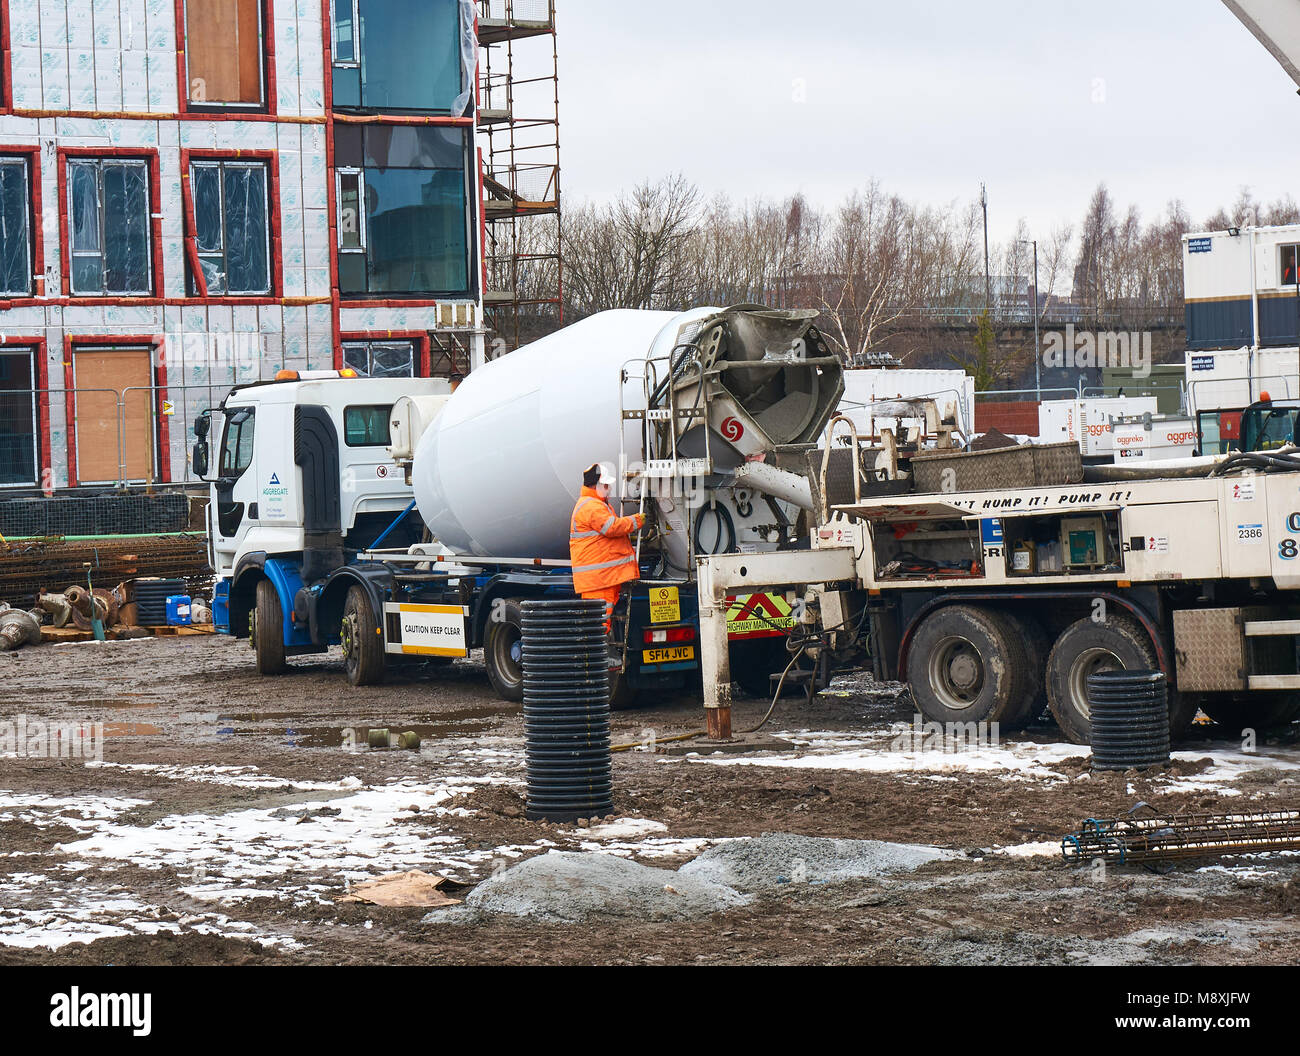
left=2, top=634, right=1299, bottom=965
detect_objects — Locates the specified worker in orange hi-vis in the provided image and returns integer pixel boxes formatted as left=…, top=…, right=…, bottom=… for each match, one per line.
left=569, top=462, right=645, bottom=635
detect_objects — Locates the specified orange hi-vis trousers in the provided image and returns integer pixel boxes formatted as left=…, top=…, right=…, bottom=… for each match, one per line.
left=581, top=586, right=621, bottom=635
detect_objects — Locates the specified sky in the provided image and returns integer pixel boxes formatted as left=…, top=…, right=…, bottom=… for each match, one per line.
left=552, top=0, right=1300, bottom=242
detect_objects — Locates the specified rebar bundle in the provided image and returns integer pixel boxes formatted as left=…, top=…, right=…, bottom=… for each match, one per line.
left=1061, top=805, right=1300, bottom=864
left=0, top=534, right=212, bottom=608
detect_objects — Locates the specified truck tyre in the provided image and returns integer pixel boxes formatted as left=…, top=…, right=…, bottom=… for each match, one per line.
left=609, top=672, right=639, bottom=711
left=484, top=599, right=524, bottom=702
left=1198, top=692, right=1300, bottom=735
left=342, top=585, right=385, bottom=687
left=1008, top=614, right=1051, bottom=726
left=1045, top=614, right=1159, bottom=745
left=906, top=605, right=1028, bottom=727
left=1167, top=687, right=1200, bottom=742
left=253, top=579, right=287, bottom=675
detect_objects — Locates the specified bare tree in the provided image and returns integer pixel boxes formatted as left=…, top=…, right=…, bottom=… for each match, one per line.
left=562, top=175, right=702, bottom=317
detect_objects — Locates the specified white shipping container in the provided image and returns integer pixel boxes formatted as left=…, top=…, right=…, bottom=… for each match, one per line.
left=1185, top=346, right=1300, bottom=414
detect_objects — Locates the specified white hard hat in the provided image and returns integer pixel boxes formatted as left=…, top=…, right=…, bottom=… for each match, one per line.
left=585, top=461, right=616, bottom=487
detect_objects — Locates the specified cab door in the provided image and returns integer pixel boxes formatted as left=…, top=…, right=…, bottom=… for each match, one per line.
left=212, top=407, right=259, bottom=576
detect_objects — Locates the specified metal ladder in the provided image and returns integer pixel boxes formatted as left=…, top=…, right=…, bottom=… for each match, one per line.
left=618, top=347, right=714, bottom=571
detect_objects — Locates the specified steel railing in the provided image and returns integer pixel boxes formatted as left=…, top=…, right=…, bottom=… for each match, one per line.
left=2, top=382, right=239, bottom=492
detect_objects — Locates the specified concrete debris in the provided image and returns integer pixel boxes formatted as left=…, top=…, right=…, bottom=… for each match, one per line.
left=437, top=850, right=752, bottom=924
left=678, top=833, right=959, bottom=893
left=428, top=834, right=958, bottom=925
left=36, top=593, right=73, bottom=628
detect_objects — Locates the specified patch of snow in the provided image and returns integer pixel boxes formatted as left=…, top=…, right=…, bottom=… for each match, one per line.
left=576, top=836, right=713, bottom=859
left=0, top=873, right=297, bottom=951
left=683, top=730, right=1080, bottom=781
left=1157, top=748, right=1300, bottom=797
left=996, top=840, right=1061, bottom=858
left=579, top=818, right=667, bottom=840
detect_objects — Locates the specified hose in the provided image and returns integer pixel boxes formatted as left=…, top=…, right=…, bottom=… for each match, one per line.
left=1209, top=449, right=1300, bottom=476
left=694, top=501, right=736, bottom=556
left=611, top=592, right=870, bottom=751
left=742, top=645, right=808, bottom=734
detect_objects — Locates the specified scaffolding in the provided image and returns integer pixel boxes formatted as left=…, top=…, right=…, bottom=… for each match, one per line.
left=477, top=0, right=562, bottom=355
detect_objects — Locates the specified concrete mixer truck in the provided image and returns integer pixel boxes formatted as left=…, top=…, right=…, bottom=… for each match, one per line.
left=194, top=306, right=845, bottom=705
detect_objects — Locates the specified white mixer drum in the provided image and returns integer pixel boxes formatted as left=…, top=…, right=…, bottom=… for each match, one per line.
left=413, top=309, right=699, bottom=558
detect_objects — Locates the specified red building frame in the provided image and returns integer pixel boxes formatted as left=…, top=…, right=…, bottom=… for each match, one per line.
left=0, top=144, right=45, bottom=299
left=55, top=147, right=165, bottom=302
left=0, top=336, right=50, bottom=487
left=173, top=0, right=278, bottom=118
left=61, top=333, right=171, bottom=488
left=179, top=147, right=284, bottom=303
left=338, top=330, right=436, bottom=378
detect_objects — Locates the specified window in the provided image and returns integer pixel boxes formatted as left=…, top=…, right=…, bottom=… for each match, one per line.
left=337, top=169, right=365, bottom=254
left=343, top=405, right=393, bottom=446
left=189, top=160, right=271, bottom=295
left=334, top=125, right=471, bottom=296
left=0, top=159, right=33, bottom=297
left=1197, top=409, right=1241, bottom=455
left=332, top=0, right=464, bottom=112
left=220, top=408, right=256, bottom=476
left=0, top=348, right=38, bottom=487
left=184, top=0, right=266, bottom=108
left=67, top=159, right=152, bottom=296
left=342, top=340, right=415, bottom=378
left=1282, top=244, right=1298, bottom=287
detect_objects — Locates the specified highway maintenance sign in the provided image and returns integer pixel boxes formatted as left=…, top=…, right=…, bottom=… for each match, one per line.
left=726, top=592, right=795, bottom=639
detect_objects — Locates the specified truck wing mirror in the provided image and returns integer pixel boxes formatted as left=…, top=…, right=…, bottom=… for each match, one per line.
left=192, top=439, right=209, bottom=479
left=194, top=412, right=210, bottom=440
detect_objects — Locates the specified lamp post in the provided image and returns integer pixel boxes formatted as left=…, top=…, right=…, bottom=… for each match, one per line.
left=1018, top=238, right=1041, bottom=400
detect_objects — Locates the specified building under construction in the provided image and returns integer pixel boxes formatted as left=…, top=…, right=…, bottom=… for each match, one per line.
left=0, top=0, right=563, bottom=495
left=478, top=0, right=563, bottom=353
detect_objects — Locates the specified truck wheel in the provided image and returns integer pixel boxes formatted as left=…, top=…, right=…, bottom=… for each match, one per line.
left=1045, top=614, right=1157, bottom=745
left=906, top=605, right=1028, bottom=726
left=1198, top=692, right=1300, bottom=735
left=484, top=599, right=524, bottom=702
left=609, top=672, right=640, bottom=711
left=341, top=585, right=385, bottom=687
left=253, top=579, right=287, bottom=676
left=1007, top=614, right=1050, bottom=726
left=1167, top=688, right=1200, bottom=742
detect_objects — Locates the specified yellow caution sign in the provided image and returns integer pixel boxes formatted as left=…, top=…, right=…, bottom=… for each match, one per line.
left=648, top=585, right=680, bottom=624
left=726, top=592, right=795, bottom=640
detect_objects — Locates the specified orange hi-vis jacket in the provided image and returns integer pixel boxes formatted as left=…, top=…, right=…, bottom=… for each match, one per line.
left=569, top=486, right=645, bottom=593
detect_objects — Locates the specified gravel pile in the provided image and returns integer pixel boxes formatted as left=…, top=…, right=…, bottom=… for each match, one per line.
left=439, top=850, right=751, bottom=924
left=679, top=833, right=957, bottom=892
left=428, top=833, right=959, bottom=924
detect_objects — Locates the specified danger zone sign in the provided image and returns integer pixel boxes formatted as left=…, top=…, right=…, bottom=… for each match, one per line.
left=648, top=586, right=680, bottom=623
